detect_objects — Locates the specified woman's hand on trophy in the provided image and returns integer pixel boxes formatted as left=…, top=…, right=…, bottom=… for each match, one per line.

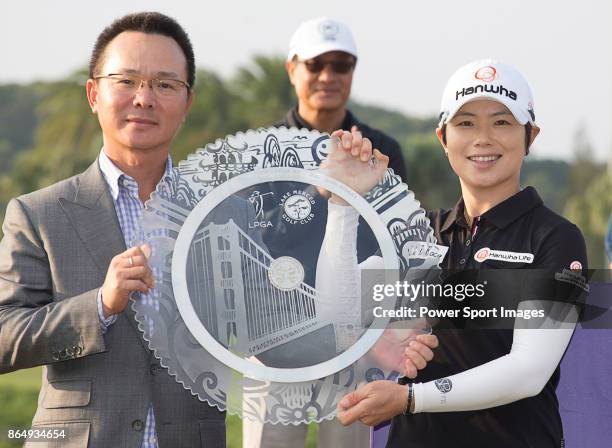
left=337, top=380, right=407, bottom=426
left=320, top=127, right=389, bottom=205
left=366, top=322, right=439, bottom=378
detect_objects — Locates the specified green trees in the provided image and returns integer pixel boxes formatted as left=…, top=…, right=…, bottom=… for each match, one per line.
left=564, top=172, right=612, bottom=267
left=231, top=55, right=295, bottom=126
left=0, top=55, right=609, bottom=267
left=0, top=84, right=39, bottom=173
left=555, top=125, right=610, bottom=267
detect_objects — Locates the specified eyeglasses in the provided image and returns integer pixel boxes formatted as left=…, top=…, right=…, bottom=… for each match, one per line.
left=297, top=58, right=356, bottom=75
left=94, top=74, right=190, bottom=97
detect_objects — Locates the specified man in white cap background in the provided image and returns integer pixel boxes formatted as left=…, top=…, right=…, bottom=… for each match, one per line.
left=278, top=16, right=407, bottom=181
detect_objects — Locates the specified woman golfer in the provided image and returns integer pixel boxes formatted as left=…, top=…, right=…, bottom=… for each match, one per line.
left=319, top=59, right=587, bottom=447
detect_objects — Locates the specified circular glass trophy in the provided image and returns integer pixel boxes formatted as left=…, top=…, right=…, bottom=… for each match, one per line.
left=133, top=127, right=446, bottom=424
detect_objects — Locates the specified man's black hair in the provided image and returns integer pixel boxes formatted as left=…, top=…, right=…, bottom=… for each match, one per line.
left=89, top=11, right=195, bottom=88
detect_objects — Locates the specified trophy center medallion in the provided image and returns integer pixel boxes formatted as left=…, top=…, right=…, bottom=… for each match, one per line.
left=268, top=256, right=305, bottom=291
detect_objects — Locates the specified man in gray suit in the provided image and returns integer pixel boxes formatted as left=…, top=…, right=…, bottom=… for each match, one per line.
left=0, top=12, right=225, bottom=447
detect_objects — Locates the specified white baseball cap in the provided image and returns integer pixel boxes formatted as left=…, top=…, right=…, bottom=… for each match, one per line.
left=287, top=17, right=358, bottom=61
left=439, top=59, right=536, bottom=127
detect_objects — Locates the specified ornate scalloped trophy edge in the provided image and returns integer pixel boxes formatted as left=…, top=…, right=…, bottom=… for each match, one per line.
left=131, top=126, right=444, bottom=424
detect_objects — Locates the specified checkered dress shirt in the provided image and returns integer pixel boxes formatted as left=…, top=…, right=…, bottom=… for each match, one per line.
left=97, top=149, right=173, bottom=448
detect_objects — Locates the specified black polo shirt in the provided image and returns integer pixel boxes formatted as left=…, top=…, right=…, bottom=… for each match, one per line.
left=387, top=187, right=588, bottom=448
left=276, top=107, right=407, bottom=182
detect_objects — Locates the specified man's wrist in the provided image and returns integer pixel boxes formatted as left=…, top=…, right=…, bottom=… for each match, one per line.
left=102, top=301, right=113, bottom=319
left=99, top=287, right=115, bottom=319
left=396, top=383, right=409, bottom=416
left=402, top=382, right=415, bottom=415
left=97, top=289, right=117, bottom=331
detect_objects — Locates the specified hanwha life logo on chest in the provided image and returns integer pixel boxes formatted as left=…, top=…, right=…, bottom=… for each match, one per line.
left=280, top=189, right=315, bottom=224
left=474, top=65, right=497, bottom=82
left=474, top=247, right=490, bottom=263
left=474, top=247, right=534, bottom=264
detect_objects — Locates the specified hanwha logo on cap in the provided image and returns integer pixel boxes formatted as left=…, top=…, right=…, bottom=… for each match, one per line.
left=474, top=66, right=497, bottom=82
left=570, top=260, right=583, bottom=271
left=318, top=21, right=339, bottom=41
left=474, top=247, right=490, bottom=263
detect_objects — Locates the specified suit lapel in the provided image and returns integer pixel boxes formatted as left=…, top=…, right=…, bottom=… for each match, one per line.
left=58, top=161, right=125, bottom=274
left=58, top=161, right=150, bottom=354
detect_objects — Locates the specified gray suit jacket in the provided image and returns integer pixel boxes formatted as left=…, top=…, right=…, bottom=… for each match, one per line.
left=0, top=161, right=225, bottom=447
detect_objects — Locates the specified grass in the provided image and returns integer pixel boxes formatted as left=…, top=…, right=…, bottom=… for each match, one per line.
left=0, top=368, right=41, bottom=448
left=0, top=367, right=319, bottom=447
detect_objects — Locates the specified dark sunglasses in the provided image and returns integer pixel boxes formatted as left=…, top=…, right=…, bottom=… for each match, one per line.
left=297, top=58, right=356, bottom=74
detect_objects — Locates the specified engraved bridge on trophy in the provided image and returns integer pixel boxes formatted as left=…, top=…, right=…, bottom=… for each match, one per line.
left=187, top=219, right=329, bottom=357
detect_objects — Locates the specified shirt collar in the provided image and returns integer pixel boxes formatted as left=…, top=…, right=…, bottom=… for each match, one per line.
left=286, top=106, right=358, bottom=131
left=481, top=187, right=543, bottom=228
left=440, top=187, right=543, bottom=233
left=440, top=197, right=468, bottom=233
left=98, top=149, right=173, bottom=201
